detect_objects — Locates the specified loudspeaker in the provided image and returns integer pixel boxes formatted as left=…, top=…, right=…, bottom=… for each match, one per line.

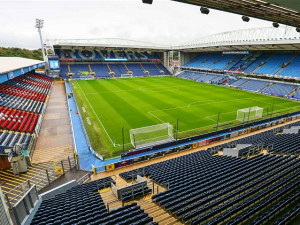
left=200, top=7, right=210, bottom=14
left=142, top=0, right=153, bottom=4
left=273, top=22, right=279, bottom=28
left=242, top=16, right=250, bottom=22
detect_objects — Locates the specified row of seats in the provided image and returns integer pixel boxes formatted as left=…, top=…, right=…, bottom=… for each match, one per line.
left=274, top=204, right=300, bottom=225
left=0, top=131, right=31, bottom=147
left=178, top=71, right=300, bottom=98
left=184, top=52, right=300, bottom=77
left=239, top=79, right=270, bottom=91
left=262, top=83, right=297, bottom=96
left=31, top=177, right=155, bottom=225
left=220, top=121, right=300, bottom=155
left=0, top=73, right=53, bottom=133
left=60, top=63, right=170, bottom=79
left=121, top=147, right=300, bottom=224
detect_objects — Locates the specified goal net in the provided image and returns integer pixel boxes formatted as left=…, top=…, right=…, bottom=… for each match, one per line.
left=237, top=106, right=263, bottom=122
left=121, top=74, right=133, bottom=78
left=130, top=123, right=175, bottom=148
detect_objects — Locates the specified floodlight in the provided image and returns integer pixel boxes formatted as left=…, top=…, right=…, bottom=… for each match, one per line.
left=200, top=7, right=210, bottom=14
left=272, top=22, right=279, bottom=28
left=142, top=0, right=153, bottom=4
left=242, top=16, right=250, bottom=22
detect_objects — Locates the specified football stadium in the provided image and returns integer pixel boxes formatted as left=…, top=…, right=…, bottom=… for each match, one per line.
left=2, top=0, right=300, bottom=225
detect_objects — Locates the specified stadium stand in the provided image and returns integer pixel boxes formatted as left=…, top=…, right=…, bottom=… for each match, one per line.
left=228, top=78, right=248, bottom=87
left=210, top=54, right=237, bottom=70
left=119, top=143, right=300, bottom=225
left=91, top=64, right=111, bottom=78
left=182, top=52, right=300, bottom=77
left=31, top=177, right=154, bottom=225
left=274, top=204, right=300, bottom=225
left=293, top=89, right=300, bottom=99
left=239, top=79, right=269, bottom=91
left=197, top=53, right=220, bottom=68
left=126, top=63, right=147, bottom=77
left=278, top=54, right=300, bottom=77
left=262, top=83, right=296, bottom=96
left=255, top=53, right=294, bottom=75
left=60, top=63, right=169, bottom=78
left=0, top=73, right=53, bottom=134
left=243, top=53, right=272, bottom=73
left=219, top=121, right=300, bottom=155
left=177, top=71, right=300, bottom=99
left=197, top=74, right=219, bottom=82
left=141, top=63, right=161, bottom=76
left=222, top=55, right=245, bottom=70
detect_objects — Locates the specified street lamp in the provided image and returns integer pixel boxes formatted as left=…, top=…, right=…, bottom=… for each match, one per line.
left=35, top=19, right=46, bottom=61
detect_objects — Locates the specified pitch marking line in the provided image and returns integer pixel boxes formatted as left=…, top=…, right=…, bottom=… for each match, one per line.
left=75, top=81, right=118, bottom=147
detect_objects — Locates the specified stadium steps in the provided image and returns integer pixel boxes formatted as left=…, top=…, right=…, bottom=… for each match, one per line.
left=0, top=161, right=55, bottom=206
left=124, top=63, right=130, bottom=72
left=123, top=63, right=133, bottom=76
left=99, top=187, right=123, bottom=210
left=253, top=54, right=273, bottom=73
left=115, top=64, right=123, bottom=75
left=208, top=60, right=220, bottom=68
left=222, top=60, right=234, bottom=70
left=154, top=63, right=164, bottom=75
left=88, top=64, right=92, bottom=72
left=289, top=87, right=299, bottom=96
left=67, top=65, right=71, bottom=73
left=240, top=79, right=250, bottom=86
left=31, top=144, right=73, bottom=163
left=140, top=63, right=149, bottom=76
left=106, top=63, right=114, bottom=77
left=261, top=83, right=273, bottom=91
left=275, top=53, right=297, bottom=75
left=138, top=199, right=183, bottom=225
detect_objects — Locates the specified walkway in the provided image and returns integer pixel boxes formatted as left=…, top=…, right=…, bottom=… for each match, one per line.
left=32, top=81, right=73, bottom=163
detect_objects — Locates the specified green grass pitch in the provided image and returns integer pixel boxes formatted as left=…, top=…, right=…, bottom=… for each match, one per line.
left=71, top=77, right=300, bottom=159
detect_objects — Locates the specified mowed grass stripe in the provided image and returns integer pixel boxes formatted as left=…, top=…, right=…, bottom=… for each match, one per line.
left=71, top=77, right=300, bottom=159
left=108, top=79, right=204, bottom=125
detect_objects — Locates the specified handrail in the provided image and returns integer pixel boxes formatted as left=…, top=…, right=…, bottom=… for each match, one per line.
left=5, top=153, right=76, bottom=208
left=77, top=173, right=91, bottom=185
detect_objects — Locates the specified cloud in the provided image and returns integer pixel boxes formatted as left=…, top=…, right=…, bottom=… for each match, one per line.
left=0, top=0, right=271, bottom=49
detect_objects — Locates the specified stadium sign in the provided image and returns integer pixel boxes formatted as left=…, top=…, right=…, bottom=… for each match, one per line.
left=223, top=51, right=249, bottom=55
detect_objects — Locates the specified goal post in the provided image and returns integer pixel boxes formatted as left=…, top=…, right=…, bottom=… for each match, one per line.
left=121, top=74, right=133, bottom=78
left=236, top=106, right=263, bottom=122
left=130, top=123, right=175, bottom=148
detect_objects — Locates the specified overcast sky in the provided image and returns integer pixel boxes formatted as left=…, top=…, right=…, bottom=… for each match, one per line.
left=0, top=0, right=272, bottom=49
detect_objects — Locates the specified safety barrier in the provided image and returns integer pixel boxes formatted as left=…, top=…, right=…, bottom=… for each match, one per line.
left=4, top=154, right=76, bottom=209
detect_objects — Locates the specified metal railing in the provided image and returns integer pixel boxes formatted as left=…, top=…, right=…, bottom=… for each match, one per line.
left=77, top=173, right=91, bottom=185
left=4, top=154, right=76, bottom=209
